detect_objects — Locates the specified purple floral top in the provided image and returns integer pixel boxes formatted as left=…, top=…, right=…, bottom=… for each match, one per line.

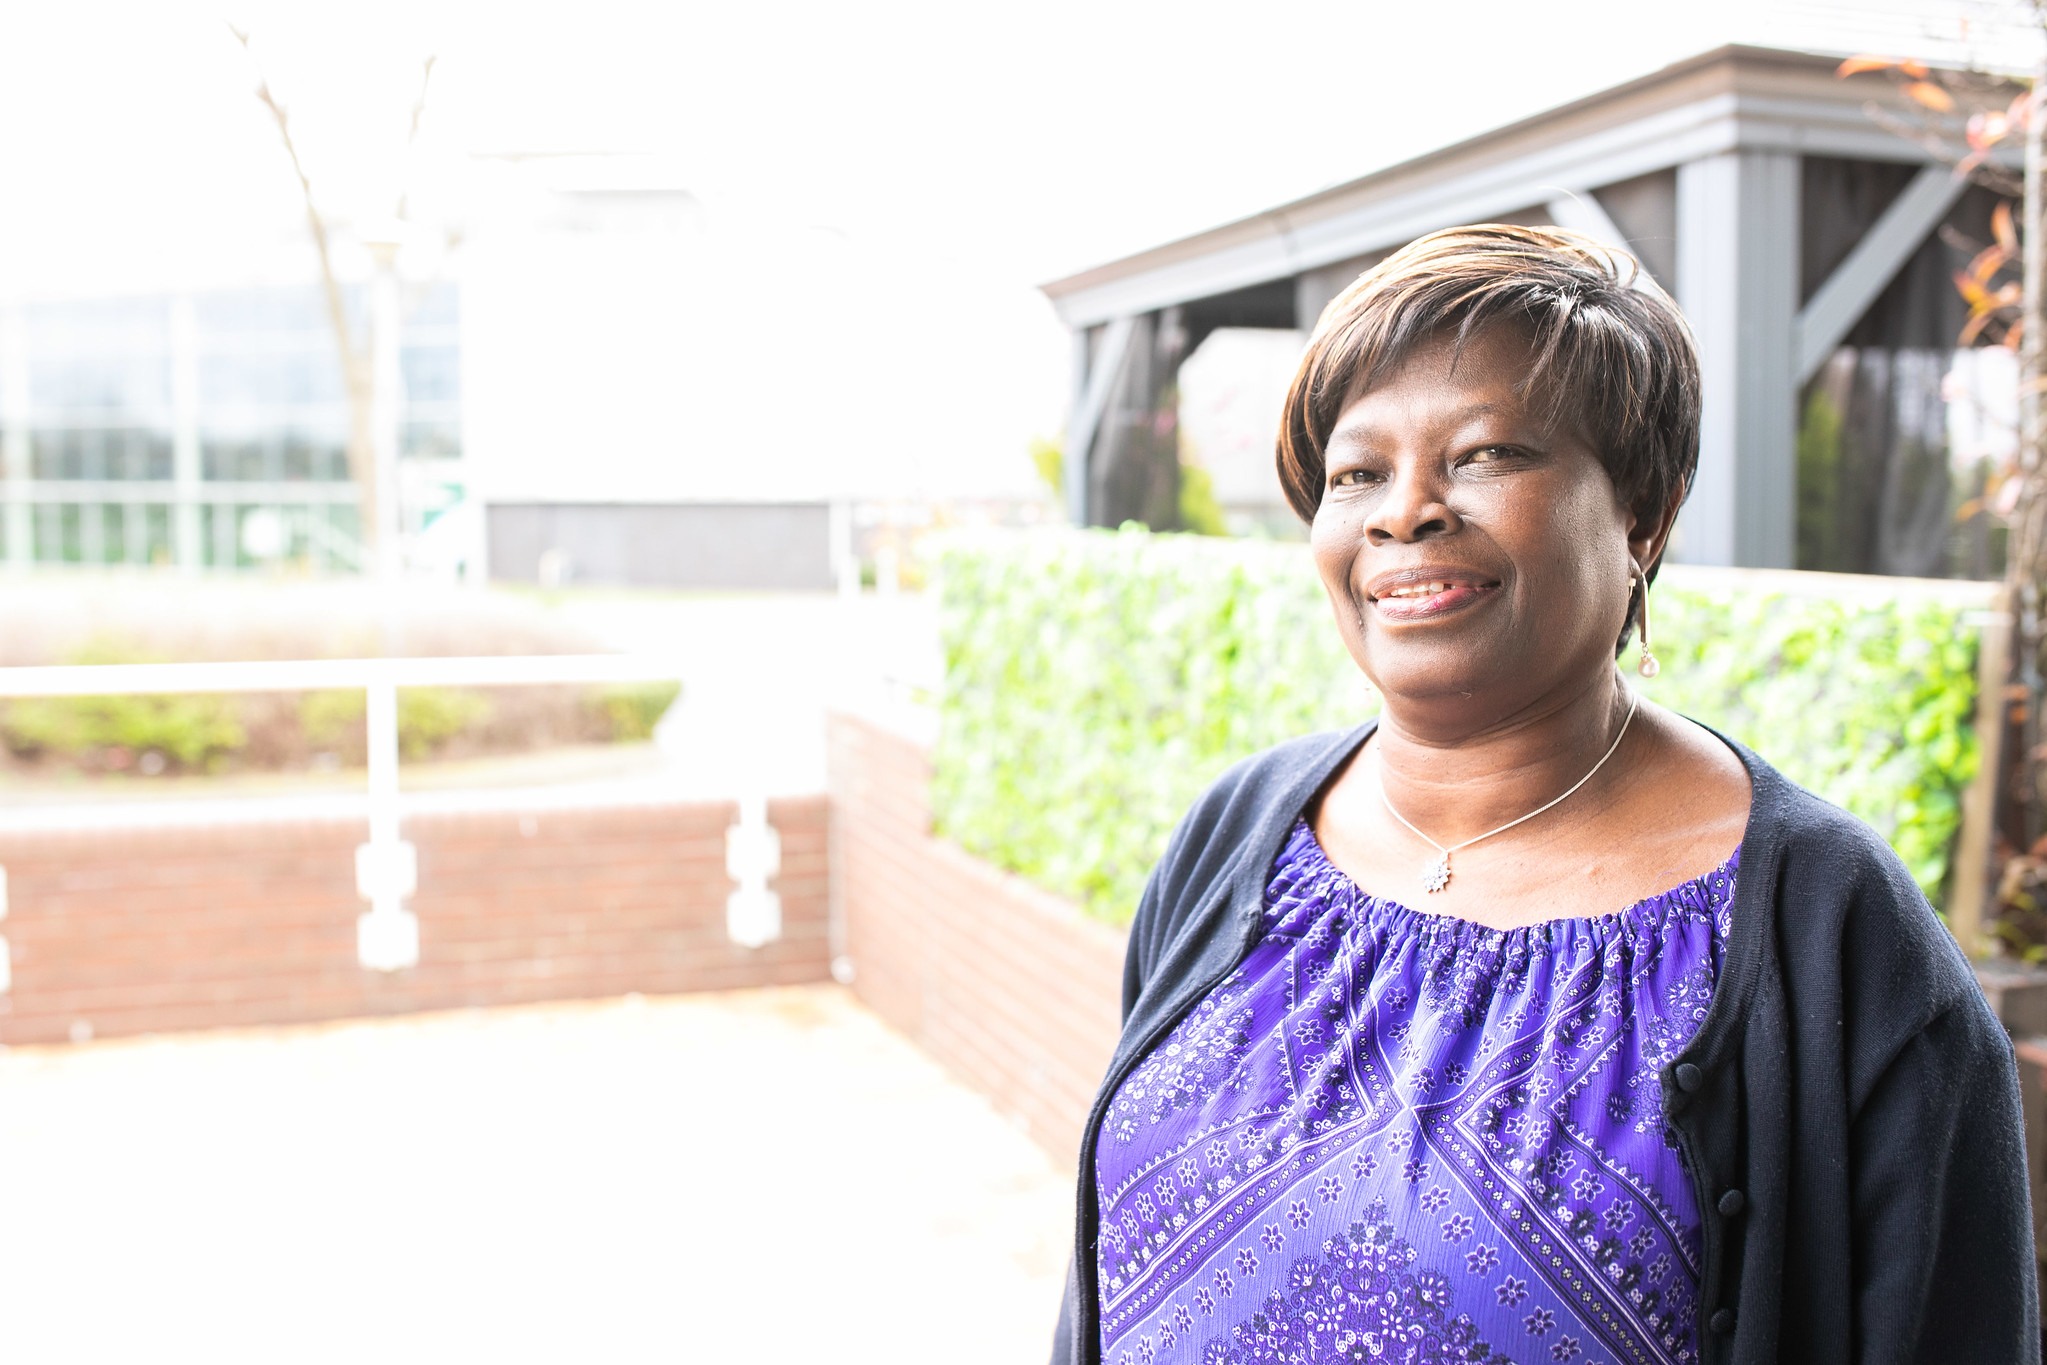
left=1095, top=819, right=1738, bottom=1365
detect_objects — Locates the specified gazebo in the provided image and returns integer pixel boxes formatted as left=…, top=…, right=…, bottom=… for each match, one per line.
left=1041, top=45, right=2017, bottom=577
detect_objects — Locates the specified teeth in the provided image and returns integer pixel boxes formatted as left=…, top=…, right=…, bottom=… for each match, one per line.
left=1385, top=583, right=1450, bottom=599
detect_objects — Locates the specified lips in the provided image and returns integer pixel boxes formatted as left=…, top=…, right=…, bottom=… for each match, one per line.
left=1365, top=570, right=1500, bottom=622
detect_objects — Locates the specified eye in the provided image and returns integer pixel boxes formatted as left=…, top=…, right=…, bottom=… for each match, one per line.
left=1464, top=444, right=1516, bottom=464
left=1331, top=467, right=1382, bottom=487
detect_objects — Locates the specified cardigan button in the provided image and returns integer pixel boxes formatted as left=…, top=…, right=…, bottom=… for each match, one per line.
left=1674, top=1062, right=1704, bottom=1093
left=1717, top=1189, right=1746, bottom=1217
left=1709, top=1308, right=1737, bottom=1335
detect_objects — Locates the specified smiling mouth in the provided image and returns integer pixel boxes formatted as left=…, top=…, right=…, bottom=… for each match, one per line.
left=1368, top=580, right=1499, bottom=621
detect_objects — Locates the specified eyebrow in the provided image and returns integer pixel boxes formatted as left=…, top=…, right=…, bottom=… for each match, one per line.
left=1326, top=400, right=1510, bottom=447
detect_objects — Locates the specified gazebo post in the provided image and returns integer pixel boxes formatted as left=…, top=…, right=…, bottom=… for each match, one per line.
left=1676, top=150, right=1802, bottom=569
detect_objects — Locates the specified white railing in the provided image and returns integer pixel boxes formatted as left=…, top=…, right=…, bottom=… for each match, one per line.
left=0, top=655, right=784, bottom=976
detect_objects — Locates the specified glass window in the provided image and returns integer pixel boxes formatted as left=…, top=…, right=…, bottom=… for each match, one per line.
left=28, top=355, right=171, bottom=415
left=24, top=300, right=173, bottom=430
left=144, top=503, right=172, bottom=565
left=56, top=503, right=81, bottom=563
left=8, top=283, right=441, bottom=567
left=402, top=419, right=461, bottom=459
left=405, top=283, right=459, bottom=330
left=29, top=427, right=172, bottom=481
left=401, top=345, right=460, bottom=404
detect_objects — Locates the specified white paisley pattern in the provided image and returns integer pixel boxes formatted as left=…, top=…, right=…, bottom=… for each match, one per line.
left=1095, top=820, right=1737, bottom=1365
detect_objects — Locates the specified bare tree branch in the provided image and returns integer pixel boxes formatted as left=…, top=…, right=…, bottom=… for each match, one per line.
left=396, top=55, right=436, bottom=223
left=228, top=22, right=377, bottom=548
left=1861, top=100, right=2025, bottom=195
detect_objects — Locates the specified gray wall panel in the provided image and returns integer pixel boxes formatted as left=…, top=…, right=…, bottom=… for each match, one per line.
left=488, top=502, right=833, bottom=590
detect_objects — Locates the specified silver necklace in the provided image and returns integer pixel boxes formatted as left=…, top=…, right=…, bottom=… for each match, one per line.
left=1376, top=685, right=1641, bottom=894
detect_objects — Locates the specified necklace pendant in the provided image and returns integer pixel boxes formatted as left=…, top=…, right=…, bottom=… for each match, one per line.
left=1422, top=853, right=1451, bottom=894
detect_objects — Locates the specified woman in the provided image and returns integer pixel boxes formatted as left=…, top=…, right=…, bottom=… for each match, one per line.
left=1051, top=225, right=2038, bottom=1365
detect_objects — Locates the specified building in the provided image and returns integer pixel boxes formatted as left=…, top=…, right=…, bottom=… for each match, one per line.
left=0, top=283, right=457, bottom=575
left=0, top=153, right=1045, bottom=591
left=1042, top=45, right=2022, bottom=579
left=459, top=158, right=843, bottom=592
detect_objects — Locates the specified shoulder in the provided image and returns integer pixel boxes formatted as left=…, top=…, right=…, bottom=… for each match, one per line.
left=1696, top=727, right=1926, bottom=914
left=1129, top=725, right=1367, bottom=962
left=1756, top=762, right=1923, bottom=901
left=1167, top=727, right=1368, bottom=855
left=1732, top=744, right=2006, bottom=1089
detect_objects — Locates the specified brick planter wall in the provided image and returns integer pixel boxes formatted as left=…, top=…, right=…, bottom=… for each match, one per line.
left=0, top=795, right=829, bottom=1046
left=828, top=710, right=1127, bottom=1170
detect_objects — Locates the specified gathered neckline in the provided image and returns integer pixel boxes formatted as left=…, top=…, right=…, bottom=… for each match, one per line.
left=1269, top=817, right=1740, bottom=951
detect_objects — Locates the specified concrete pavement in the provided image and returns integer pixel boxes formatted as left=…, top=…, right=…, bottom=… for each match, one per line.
left=0, top=985, right=1071, bottom=1364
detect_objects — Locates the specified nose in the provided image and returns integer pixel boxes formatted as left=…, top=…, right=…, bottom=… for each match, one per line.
left=1364, top=464, right=1461, bottom=545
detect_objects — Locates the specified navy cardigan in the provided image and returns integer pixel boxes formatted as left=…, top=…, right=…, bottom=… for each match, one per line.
left=1052, top=723, right=2040, bottom=1365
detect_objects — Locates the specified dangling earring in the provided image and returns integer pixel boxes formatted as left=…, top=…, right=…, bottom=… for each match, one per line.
left=1635, top=569, right=1660, bottom=679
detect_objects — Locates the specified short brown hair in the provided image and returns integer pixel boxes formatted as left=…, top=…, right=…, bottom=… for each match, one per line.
left=1274, top=223, right=1701, bottom=540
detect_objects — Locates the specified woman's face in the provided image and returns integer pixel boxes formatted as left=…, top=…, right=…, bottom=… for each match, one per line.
left=1309, top=324, right=1658, bottom=716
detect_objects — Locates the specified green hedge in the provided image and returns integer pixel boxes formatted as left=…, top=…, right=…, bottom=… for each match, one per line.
left=932, top=528, right=1983, bottom=924
left=1643, top=574, right=1980, bottom=892
left=0, top=649, right=685, bottom=775
left=1, top=692, right=246, bottom=772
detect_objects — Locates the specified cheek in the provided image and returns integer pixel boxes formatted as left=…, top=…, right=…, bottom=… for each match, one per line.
left=1519, top=483, right=1632, bottom=612
left=1308, top=505, right=1357, bottom=595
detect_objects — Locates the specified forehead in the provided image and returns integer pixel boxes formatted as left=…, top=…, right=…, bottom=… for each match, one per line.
left=1329, top=326, right=1550, bottom=440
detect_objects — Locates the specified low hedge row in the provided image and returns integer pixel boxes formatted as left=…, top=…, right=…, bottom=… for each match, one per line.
left=0, top=654, right=680, bottom=776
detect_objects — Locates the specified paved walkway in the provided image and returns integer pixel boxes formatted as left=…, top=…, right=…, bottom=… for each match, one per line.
left=0, top=986, right=1071, bottom=1364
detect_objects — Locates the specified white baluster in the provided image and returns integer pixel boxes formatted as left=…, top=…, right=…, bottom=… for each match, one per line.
left=356, top=678, right=420, bottom=970
left=725, top=792, right=783, bottom=948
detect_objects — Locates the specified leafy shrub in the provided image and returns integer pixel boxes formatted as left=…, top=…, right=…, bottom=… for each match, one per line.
left=932, top=528, right=1984, bottom=924
left=396, top=689, right=494, bottom=759
left=933, top=529, right=1370, bottom=921
left=591, top=681, right=682, bottom=741
left=1177, top=464, right=1228, bottom=536
left=0, top=603, right=681, bottom=777
left=0, top=642, right=247, bottom=772
left=1, top=693, right=247, bottom=772
left=298, top=681, right=676, bottom=761
left=301, top=688, right=495, bottom=761
left=1642, top=576, right=1980, bottom=893
left=299, top=689, right=365, bottom=753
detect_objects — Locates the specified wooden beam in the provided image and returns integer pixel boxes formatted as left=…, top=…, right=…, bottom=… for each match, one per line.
left=1545, top=191, right=1630, bottom=250
left=1064, top=315, right=1134, bottom=525
left=1795, top=164, right=1968, bottom=385
left=1949, top=590, right=2014, bottom=959
left=1545, top=193, right=1664, bottom=293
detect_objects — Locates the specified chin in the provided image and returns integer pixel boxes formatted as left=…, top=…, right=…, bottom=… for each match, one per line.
left=1357, top=643, right=1509, bottom=707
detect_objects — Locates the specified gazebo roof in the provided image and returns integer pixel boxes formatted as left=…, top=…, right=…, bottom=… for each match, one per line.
left=1039, top=45, right=1976, bottom=328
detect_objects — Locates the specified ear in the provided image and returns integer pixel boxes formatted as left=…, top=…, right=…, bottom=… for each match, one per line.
left=1625, top=482, right=1686, bottom=577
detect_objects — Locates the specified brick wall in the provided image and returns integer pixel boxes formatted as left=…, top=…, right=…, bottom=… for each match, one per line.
left=828, top=710, right=1127, bottom=1170
left=0, top=796, right=829, bottom=1046
left=1, top=708, right=1125, bottom=1170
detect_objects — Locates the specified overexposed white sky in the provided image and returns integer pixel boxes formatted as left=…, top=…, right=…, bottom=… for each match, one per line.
left=0, top=0, right=2037, bottom=499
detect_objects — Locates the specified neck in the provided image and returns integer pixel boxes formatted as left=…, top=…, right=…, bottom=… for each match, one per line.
left=1370, top=664, right=1633, bottom=846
